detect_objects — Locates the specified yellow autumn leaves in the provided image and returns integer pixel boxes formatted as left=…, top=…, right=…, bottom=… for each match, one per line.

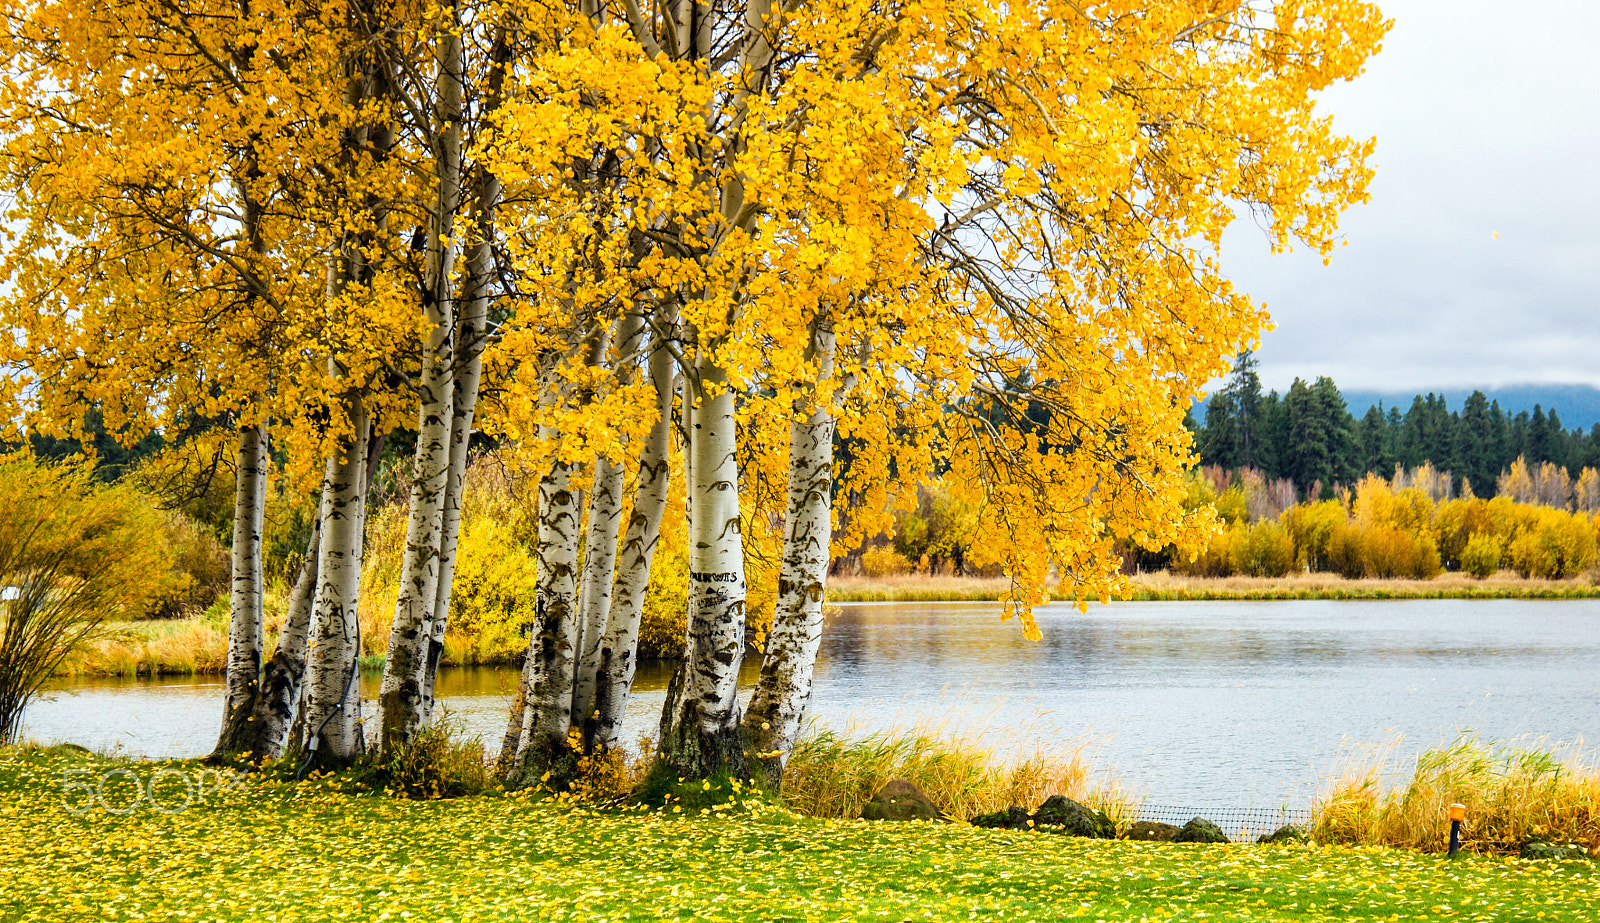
left=3, top=745, right=1598, bottom=922
left=0, top=0, right=1392, bottom=636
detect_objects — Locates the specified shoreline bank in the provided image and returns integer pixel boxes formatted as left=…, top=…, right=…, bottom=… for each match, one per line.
left=825, top=571, right=1600, bottom=602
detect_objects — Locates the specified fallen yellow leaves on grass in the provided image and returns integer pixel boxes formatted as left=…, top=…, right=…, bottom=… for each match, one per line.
left=1, top=748, right=1596, bottom=922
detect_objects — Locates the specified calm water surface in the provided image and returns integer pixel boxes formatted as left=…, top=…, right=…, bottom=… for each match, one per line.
left=24, top=599, right=1600, bottom=809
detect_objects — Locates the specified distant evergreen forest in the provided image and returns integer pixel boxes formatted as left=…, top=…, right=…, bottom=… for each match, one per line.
left=1187, top=352, right=1600, bottom=499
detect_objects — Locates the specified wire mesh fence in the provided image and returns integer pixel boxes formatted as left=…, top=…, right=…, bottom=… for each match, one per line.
left=1134, top=805, right=1313, bottom=842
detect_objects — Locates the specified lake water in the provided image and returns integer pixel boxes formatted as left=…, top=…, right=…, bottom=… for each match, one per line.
left=22, top=599, right=1600, bottom=812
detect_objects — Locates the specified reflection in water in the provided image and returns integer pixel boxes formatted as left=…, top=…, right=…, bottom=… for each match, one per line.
left=25, top=599, right=1600, bottom=809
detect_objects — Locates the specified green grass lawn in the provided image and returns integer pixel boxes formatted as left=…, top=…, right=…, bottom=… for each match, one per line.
left=2, top=747, right=1595, bottom=922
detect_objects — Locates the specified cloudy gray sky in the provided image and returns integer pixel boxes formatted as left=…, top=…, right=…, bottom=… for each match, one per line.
left=1219, top=0, right=1600, bottom=394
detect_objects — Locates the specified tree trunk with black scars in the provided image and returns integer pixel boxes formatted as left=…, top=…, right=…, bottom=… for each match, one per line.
left=569, top=456, right=623, bottom=734
left=419, top=22, right=511, bottom=719
left=659, top=360, right=748, bottom=780
left=588, top=331, right=675, bottom=752
left=250, top=515, right=320, bottom=759
left=376, top=7, right=463, bottom=756
left=211, top=424, right=269, bottom=758
left=302, top=401, right=370, bottom=770
left=570, top=312, right=653, bottom=746
left=507, top=458, right=582, bottom=787
left=746, top=321, right=840, bottom=789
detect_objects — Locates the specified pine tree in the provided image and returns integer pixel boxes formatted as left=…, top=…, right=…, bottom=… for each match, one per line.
left=1256, top=390, right=1287, bottom=480
left=1528, top=406, right=1552, bottom=465
left=1358, top=403, right=1391, bottom=475
left=1458, top=391, right=1497, bottom=493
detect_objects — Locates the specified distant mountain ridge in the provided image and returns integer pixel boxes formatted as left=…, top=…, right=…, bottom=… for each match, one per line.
left=1339, top=384, right=1600, bottom=431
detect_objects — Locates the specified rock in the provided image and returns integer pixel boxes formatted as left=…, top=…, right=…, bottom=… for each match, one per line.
left=1126, top=821, right=1182, bottom=842
left=1520, top=841, right=1590, bottom=861
left=970, top=806, right=1032, bottom=830
left=1257, top=825, right=1310, bottom=845
left=1173, top=817, right=1230, bottom=844
left=1032, top=796, right=1116, bottom=839
left=860, top=779, right=945, bottom=821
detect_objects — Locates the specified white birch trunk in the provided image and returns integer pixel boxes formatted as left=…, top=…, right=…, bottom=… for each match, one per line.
left=302, top=403, right=370, bottom=769
left=508, top=458, right=582, bottom=785
left=589, top=330, right=675, bottom=751
left=569, top=312, right=649, bottom=739
left=212, top=424, right=269, bottom=757
left=375, top=324, right=453, bottom=753
left=569, top=456, right=623, bottom=732
left=377, top=12, right=463, bottom=754
left=746, top=323, right=839, bottom=787
left=660, top=361, right=748, bottom=778
left=422, top=296, right=481, bottom=717
left=251, top=516, right=320, bottom=759
left=421, top=24, right=511, bottom=718
left=497, top=649, right=534, bottom=771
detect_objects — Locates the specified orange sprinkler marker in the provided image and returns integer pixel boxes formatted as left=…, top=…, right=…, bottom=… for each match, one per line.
left=1448, top=804, right=1466, bottom=857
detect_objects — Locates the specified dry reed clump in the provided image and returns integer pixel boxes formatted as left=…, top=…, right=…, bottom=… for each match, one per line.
left=1126, top=570, right=1600, bottom=600
left=337, top=711, right=495, bottom=800
left=1313, top=735, right=1600, bottom=855
left=780, top=717, right=1134, bottom=825
left=569, top=735, right=658, bottom=804
left=55, top=583, right=296, bottom=677
left=58, top=619, right=229, bottom=677
left=825, top=575, right=1047, bottom=603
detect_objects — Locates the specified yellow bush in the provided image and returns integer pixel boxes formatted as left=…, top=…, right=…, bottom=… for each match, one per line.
left=144, top=509, right=230, bottom=618
left=1229, top=521, right=1295, bottom=577
left=447, top=517, right=539, bottom=665
left=1, top=460, right=180, bottom=617
left=1460, top=533, right=1502, bottom=579
left=891, top=479, right=983, bottom=574
left=1213, top=485, right=1248, bottom=525
left=1353, top=475, right=1435, bottom=535
left=637, top=540, right=689, bottom=659
left=1281, top=500, right=1346, bottom=570
left=357, top=501, right=407, bottom=658
left=1431, top=498, right=1473, bottom=571
left=1507, top=509, right=1596, bottom=579
left=1182, top=520, right=1242, bottom=577
left=860, top=544, right=913, bottom=577
left=1328, top=523, right=1441, bottom=580
left=2, top=459, right=188, bottom=738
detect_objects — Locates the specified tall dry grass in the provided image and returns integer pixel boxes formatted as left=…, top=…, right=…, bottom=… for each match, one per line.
left=825, top=575, right=1057, bottom=603
left=58, top=618, right=229, bottom=677
left=55, top=582, right=302, bottom=676
left=826, top=571, right=1600, bottom=603
left=780, top=716, right=1135, bottom=825
left=1314, top=735, right=1600, bottom=854
left=1126, top=570, right=1600, bottom=600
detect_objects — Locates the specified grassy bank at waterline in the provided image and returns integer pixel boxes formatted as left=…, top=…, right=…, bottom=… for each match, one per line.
left=826, top=571, right=1600, bottom=602
left=3, top=748, right=1596, bottom=923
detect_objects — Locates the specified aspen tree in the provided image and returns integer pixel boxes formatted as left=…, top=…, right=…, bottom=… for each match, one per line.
left=588, top=315, right=679, bottom=752
left=420, top=20, right=513, bottom=712
left=484, top=0, right=1387, bottom=784
left=746, top=319, right=847, bottom=786
left=302, top=0, right=409, bottom=769
left=0, top=1, right=378, bottom=758
left=378, top=0, right=467, bottom=756
left=252, top=518, right=320, bottom=758
left=212, top=425, right=270, bottom=757
left=509, top=440, right=584, bottom=783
